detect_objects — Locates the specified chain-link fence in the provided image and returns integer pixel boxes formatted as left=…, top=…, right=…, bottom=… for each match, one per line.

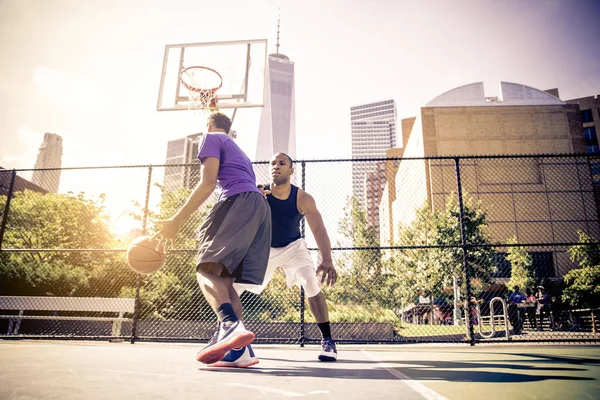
left=1, top=154, right=599, bottom=344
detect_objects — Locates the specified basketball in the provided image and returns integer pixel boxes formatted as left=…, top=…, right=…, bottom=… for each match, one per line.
left=126, top=236, right=166, bottom=274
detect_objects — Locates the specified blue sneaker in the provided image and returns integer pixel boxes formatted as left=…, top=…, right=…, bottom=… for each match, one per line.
left=196, top=320, right=255, bottom=364
left=318, top=337, right=338, bottom=361
left=208, top=345, right=259, bottom=368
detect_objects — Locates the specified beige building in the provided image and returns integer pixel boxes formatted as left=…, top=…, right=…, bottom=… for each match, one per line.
left=380, top=82, right=599, bottom=277
left=378, top=147, right=406, bottom=246
left=565, top=93, right=600, bottom=155
left=364, top=161, right=386, bottom=230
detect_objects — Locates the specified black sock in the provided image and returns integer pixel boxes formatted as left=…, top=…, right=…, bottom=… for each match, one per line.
left=317, top=322, right=331, bottom=339
left=216, top=303, right=238, bottom=325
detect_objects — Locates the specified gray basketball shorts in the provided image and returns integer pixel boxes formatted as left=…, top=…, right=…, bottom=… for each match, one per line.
left=196, top=191, right=271, bottom=285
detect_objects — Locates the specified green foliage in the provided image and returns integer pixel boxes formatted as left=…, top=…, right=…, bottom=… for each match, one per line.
left=568, top=231, right=600, bottom=269
left=241, top=270, right=302, bottom=322
left=127, top=184, right=214, bottom=320
left=562, top=231, right=600, bottom=308
left=327, top=193, right=495, bottom=325
left=270, top=297, right=399, bottom=328
left=329, top=196, right=391, bottom=308
left=391, top=194, right=495, bottom=304
left=506, top=236, right=536, bottom=293
left=325, top=301, right=397, bottom=324
left=336, top=196, right=382, bottom=276
left=0, top=190, right=132, bottom=296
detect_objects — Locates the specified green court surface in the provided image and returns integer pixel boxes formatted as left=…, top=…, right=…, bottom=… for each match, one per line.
left=1, top=341, right=598, bottom=399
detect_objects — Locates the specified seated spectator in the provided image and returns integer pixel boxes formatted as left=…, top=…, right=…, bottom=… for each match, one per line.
left=524, top=289, right=537, bottom=330
left=508, top=286, right=526, bottom=334
left=536, top=286, right=551, bottom=331
left=550, top=296, right=562, bottom=331
left=465, top=296, right=482, bottom=326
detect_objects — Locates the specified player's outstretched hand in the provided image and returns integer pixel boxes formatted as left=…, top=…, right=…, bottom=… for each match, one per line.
left=151, top=218, right=180, bottom=250
left=316, top=259, right=337, bottom=286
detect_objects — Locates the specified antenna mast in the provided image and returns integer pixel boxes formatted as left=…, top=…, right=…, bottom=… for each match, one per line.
left=276, top=8, right=281, bottom=54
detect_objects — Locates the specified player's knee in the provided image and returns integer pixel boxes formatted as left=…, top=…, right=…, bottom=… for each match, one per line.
left=296, top=267, right=321, bottom=298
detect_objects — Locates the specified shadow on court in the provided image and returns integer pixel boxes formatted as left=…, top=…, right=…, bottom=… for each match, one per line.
left=1, top=341, right=599, bottom=400
left=210, top=357, right=592, bottom=383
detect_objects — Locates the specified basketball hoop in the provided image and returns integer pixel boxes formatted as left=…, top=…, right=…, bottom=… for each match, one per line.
left=180, top=66, right=223, bottom=116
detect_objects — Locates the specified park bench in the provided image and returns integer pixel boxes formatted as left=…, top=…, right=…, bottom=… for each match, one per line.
left=0, top=296, right=136, bottom=337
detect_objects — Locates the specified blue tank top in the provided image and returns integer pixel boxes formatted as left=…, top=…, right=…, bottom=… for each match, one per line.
left=267, top=184, right=303, bottom=248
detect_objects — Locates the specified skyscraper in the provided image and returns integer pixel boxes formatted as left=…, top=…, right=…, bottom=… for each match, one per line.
left=32, top=132, right=63, bottom=193
left=255, top=14, right=296, bottom=163
left=350, top=100, right=397, bottom=209
left=163, top=132, right=203, bottom=191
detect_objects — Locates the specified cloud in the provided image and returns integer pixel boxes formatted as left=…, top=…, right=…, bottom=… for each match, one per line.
left=33, top=66, right=95, bottom=110
left=0, top=126, right=44, bottom=178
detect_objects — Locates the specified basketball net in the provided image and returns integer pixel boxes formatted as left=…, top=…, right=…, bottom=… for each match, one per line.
left=186, top=90, right=218, bottom=118
left=180, top=66, right=223, bottom=118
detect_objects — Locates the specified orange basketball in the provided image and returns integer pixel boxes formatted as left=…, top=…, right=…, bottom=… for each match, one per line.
left=126, top=236, right=166, bottom=274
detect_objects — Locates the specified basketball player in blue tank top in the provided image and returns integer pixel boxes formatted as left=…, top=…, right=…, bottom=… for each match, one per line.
left=235, top=152, right=339, bottom=362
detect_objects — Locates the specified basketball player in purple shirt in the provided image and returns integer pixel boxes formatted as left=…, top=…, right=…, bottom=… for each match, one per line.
left=154, top=112, right=270, bottom=368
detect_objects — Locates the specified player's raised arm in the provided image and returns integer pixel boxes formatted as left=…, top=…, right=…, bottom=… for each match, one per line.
left=153, top=157, right=218, bottom=248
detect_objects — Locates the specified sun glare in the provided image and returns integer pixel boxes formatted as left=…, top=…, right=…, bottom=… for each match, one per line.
left=110, top=213, right=142, bottom=236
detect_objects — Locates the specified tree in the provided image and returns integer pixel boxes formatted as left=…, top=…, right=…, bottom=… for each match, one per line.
left=506, top=236, right=536, bottom=293
left=562, top=231, right=600, bottom=308
left=0, top=190, right=133, bottom=297
left=127, top=184, right=215, bottom=321
left=132, top=183, right=305, bottom=323
left=392, top=194, right=496, bottom=308
left=328, top=196, right=389, bottom=307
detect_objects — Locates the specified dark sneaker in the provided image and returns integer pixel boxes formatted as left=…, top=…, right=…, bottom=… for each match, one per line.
left=318, top=337, right=338, bottom=361
left=196, top=320, right=255, bottom=364
left=208, top=345, right=259, bottom=368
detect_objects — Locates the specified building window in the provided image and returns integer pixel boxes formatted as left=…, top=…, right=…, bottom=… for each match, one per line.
left=581, top=109, right=594, bottom=123
left=492, top=253, right=512, bottom=278
left=493, top=252, right=554, bottom=278
left=591, top=162, right=600, bottom=175
left=532, top=252, right=555, bottom=278
left=584, top=127, right=599, bottom=154
left=584, top=127, right=597, bottom=141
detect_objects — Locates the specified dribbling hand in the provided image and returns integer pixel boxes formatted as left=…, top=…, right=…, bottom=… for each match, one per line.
left=316, top=259, right=337, bottom=286
left=151, top=218, right=180, bottom=250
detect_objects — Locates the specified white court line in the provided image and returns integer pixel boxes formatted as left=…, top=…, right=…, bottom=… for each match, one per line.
left=228, top=382, right=306, bottom=397
left=361, top=350, right=448, bottom=400
left=102, top=369, right=173, bottom=378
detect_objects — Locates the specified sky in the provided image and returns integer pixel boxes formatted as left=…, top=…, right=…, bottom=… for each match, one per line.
left=1, top=0, right=600, bottom=234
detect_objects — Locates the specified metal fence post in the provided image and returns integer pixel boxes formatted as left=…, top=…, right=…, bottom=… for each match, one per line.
left=131, top=166, right=153, bottom=344
left=300, top=160, right=306, bottom=347
left=0, top=170, right=17, bottom=252
left=454, top=158, right=475, bottom=346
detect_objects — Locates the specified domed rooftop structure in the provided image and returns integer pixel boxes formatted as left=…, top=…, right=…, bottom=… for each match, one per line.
left=425, top=82, right=564, bottom=107
left=269, top=53, right=289, bottom=60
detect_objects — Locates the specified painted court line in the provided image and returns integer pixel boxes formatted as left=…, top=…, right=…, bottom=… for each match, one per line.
left=361, top=350, right=448, bottom=400
left=228, top=383, right=307, bottom=397
left=102, top=369, right=174, bottom=378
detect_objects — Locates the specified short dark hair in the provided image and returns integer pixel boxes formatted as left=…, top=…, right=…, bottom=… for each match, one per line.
left=207, top=112, right=232, bottom=133
left=277, top=152, right=294, bottom=166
